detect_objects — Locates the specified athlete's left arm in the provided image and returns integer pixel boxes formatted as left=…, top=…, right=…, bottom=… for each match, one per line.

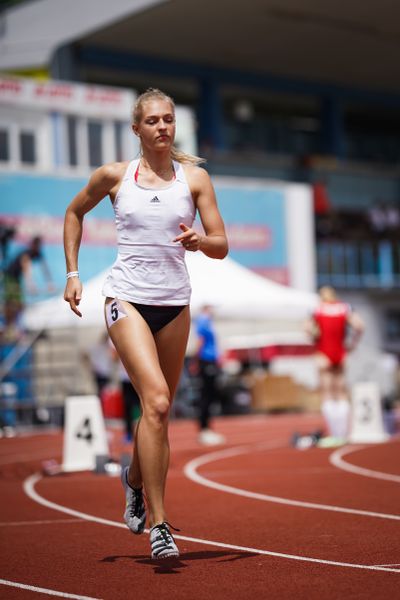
left=346, top=309, right=364, bottom=351
left=176, top=166, right=228, bottom=259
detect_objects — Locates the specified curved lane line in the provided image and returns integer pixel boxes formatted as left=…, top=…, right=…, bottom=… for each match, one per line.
left=0, top=578, right=101, bottom=599
left=23, top=471, right=400, bottom=574
left=330, top=445, right=400, bottom=483
left=183, top=444, right=400, bottom=521
left=24, top=473, right=126, bottom=529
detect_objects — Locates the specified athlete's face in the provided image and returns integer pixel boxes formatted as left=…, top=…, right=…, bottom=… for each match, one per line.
left=134, top=99, right=176, bottom=151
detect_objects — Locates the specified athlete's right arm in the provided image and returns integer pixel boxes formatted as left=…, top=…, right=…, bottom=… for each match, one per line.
left=303, top=314, right=319, bottom=342
left=63, top=164, right=122, bottom=317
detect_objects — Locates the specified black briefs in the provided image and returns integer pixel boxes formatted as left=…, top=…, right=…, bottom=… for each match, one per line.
left=129, top=303, right=186, bottom=334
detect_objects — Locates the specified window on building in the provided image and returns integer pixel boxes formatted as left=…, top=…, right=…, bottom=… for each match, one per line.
left=385, top=310, right=400, bottom=342
left=222, top=89, right=320, bottom=157
left=67, top=116, right=78, bottom=167
left=0, top=129, right=9, bottom=161
left=88, top=120, right=102, bottom=167
left=344, top=104, right=400, bottom=165
left=19, top=131, right=36, bottom=164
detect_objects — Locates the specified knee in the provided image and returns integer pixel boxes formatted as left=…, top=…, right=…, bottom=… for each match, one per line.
left=143, top=388, right=170, bottom=427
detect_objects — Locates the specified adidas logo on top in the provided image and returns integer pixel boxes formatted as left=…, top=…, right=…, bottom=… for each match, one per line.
left=150, top=196, right=160, bottom=203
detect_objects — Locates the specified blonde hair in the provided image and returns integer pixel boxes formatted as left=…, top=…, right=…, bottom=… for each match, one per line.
left=319, top=286, right=337, bottom=302
left=132, top=88, right=205, bottom=166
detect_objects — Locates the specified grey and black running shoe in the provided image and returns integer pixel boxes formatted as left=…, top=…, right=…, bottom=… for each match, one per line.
left=150, top=522, right=180, bottom=559
left=121, top=466, right=146, bottom=534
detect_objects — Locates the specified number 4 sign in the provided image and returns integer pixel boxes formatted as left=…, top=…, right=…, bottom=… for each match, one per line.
left=62, top=396, right=109, bottom=472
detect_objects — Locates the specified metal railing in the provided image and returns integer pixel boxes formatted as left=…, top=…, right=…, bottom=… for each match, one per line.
left=0, top=330, right=78, bottom=430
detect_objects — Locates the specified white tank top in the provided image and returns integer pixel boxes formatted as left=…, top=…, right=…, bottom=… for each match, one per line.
left=102, top=158, right=196, bottom=305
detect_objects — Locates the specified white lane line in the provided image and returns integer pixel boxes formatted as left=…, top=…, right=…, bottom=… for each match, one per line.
left=370, top=563, right=400, bottom=568
left=183, top=444, right=400, bottom=521
left=24, top=474, right=126, bottom=529
left=330, top=445, right=400, bottom=483
left=23, top=473, right=400, bottom=574
left=0, top=578, right=101, bottom=599
left=0, top=518, right=84, bottom=527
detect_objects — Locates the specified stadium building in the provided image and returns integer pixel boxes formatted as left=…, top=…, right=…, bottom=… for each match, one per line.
left=0, top=0, right=399, bottom=413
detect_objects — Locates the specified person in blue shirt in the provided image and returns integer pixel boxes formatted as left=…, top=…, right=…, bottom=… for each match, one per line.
left=195, top=305, right=225, bottom=445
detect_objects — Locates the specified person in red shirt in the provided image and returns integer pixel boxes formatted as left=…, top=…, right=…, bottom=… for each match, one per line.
left=305, top=286, right=364, bottom=440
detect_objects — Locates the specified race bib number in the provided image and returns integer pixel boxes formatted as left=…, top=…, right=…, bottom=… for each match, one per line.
left=106, top=299, right=128, bottom=328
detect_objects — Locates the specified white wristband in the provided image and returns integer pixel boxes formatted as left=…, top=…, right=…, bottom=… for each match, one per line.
left=66, top=271, right=79, bottom=279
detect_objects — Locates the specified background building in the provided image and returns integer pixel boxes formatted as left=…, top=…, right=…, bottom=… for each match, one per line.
left=1, top=0, right=399, bottom=410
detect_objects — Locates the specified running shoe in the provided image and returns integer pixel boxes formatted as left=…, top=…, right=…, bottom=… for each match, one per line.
left=150, top=522, right=180, bottom=559
left=198, top=428, right=226, bottom=446
left=121, top=466, right=146, bottom=534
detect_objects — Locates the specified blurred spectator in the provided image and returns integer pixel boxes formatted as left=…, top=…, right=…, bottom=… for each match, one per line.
left=86, top=331, right=113, bottom=399
left=366, top=200, right=400, bottom=238
left=3, top=236, right=54, bottom=327
left=304, top=286, right=364, bottom=441
left=0, top=221, right=16, bottom=262
left=119, top=364, right=141, bottom=444
left=194, top=305, right=225, bottom=445
left=386, top=203, right=400, bottom=235
left=367, top=200, right=387, bottom=236
left=315, top=210, right=340, bottom=240
left=312, top=181, right=331, bottom=216
left=87, top=332, right=141, bottom=442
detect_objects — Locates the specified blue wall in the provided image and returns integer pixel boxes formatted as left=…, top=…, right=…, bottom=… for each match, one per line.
left=1, top=172, right=290, bottom=301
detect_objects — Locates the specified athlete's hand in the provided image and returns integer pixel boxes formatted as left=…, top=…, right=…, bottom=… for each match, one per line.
left=173, top=223, right=203, bottom=252
left=64, top=277, right=83, bottom=317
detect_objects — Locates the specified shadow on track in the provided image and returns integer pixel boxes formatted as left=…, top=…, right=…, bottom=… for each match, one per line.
left=100, top=550, right=258, bottom=574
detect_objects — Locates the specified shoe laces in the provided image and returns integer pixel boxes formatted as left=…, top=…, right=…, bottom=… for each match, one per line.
left=129, top=486, right=145, bottom=516
left=153, top=521, right=180, bottom=543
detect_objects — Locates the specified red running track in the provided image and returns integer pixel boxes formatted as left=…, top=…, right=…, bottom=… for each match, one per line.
left=0, top=412, right=399, bottom=599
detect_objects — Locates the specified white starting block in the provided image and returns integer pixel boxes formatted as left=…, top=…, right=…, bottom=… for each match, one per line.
left=62, top=395, right=109, bottom=472
left=349, top=382, right=389, bottom=443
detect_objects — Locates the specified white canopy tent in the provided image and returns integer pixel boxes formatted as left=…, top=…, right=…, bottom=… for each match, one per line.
left=187, top=252, right=317, bottom=319
left=22, top=253, right=318, bottom=339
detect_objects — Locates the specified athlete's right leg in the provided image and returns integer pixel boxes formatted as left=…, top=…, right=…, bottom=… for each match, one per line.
left=331, top=365, right=350, bottom=438
left=316, top=353, right=334, bottom=401
left=105, top=299, right=171, bottom=529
